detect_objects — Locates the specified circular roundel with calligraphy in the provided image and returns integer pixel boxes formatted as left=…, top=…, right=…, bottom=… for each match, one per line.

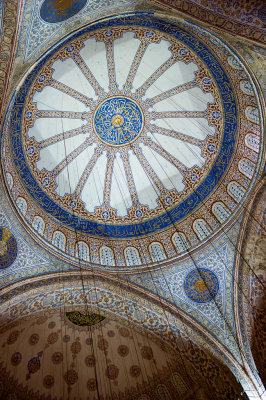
left=184, top=268, right=219, bottom=303
left=40, top=0, right=87, bottom=24
left=94, top=97, right=143, bottom=146
left=0, top=228, right=17, bottom=269
left=2, top=14, right=264, bottom=268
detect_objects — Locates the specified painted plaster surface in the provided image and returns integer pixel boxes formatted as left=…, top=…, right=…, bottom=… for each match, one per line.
left=151, top=0, right=266, bottom=45
left=16, top=0, right=144, bottom=63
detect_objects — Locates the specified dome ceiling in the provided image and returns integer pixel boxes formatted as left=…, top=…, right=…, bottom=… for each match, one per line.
left=2, top=14, right=264, bottom=269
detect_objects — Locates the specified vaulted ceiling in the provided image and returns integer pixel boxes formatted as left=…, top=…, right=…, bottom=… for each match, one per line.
left=0, top=1, right=265, bottom=399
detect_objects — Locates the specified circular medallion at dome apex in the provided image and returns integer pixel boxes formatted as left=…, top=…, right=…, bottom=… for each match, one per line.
left=94, top=97, right=143, bottom=146
left=0, top=227, right=17, bottom=269
left=184, top=268, right=219, bottom=303
left=3, top=14, right=264, bottom=266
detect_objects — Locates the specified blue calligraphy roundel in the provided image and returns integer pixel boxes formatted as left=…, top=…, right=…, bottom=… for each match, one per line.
left=184, top=268, right=219, bottom=303
left=40, top=0, right=87, bottom=24
left=94, top=97, right=143, bottom=146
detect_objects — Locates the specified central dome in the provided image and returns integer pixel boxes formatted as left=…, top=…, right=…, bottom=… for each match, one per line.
left=4, top=14, right=262, bottom=267
left=94, top=97, right=143, bottom=146
left=15, top=22, right=223, bottom=228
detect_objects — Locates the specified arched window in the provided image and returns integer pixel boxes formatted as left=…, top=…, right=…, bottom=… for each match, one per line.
left=212, top=202, right=231, bottom=223
left=171, top=373, right=187, bottom=396
left=238, top=158, right=255, bottom=179
left=149, top=242, right=166, bottom=262
left=6, top=173, right=13, bottom=188
left=245, top=106, right=259, bottom=124
left=172, top=232, right=189, bottom=253
left=125, top=247, right=141, bottom=266
left=52, top=231, right=66, bottom=251
left=227, top=56, right=242, bottom=70
left=245, top=134, right=260, bottom=152
left=76, top=241, right=89, bottom=262
left=240, top=80, right=253, bottom=95
left=100, top=246, right=115, bottom=266
left=228, top=181, right=245, bottom=202
left=193, top=219, right=212, bottom=240
left=32, top=216, right=45, bottom=235
left=156, top=385, right=171, bottom=400
left=16, top=197, right=27, bottom=215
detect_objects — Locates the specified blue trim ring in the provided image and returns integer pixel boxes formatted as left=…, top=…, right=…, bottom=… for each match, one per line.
left=10, top=14, right=237, bottom=238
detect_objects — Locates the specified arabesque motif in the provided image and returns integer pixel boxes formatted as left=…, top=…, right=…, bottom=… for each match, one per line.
left=94, top=97, right=143, bottom=146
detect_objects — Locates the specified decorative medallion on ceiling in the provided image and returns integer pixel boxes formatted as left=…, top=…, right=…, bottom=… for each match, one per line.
left=40, top=0, right=87, bottom=23
left=184, top=268, right=219, bottom=303
left=3, top=14, right=263, bottom=269
left=0, top=227, right=17, bottom=269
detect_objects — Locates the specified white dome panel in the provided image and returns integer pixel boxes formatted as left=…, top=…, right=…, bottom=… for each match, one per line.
left=80, top=38, right=109, bottom=92
left=144, top=61, right=198, bottom=99
left=52, top=58, right=97, bottom=99
left=33, top=86, right=90, bottom=112
left=80, top=151, right=107, bottom=212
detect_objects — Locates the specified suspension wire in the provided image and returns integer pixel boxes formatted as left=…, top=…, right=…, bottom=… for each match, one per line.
left=131, top=159, right=263, bottom=395
left=115, top=150, right=212, bottom=385
left=113, top=157, right=178, bottom=386
left=147, top=124, right=266, bottom=309
left=34, top=30, right=265, bottom=398
left=93, top=160, right=122, bottom=396
left=60, top=111, right=103, bottom=400
left=147, top=68, right=266, bottom=235
left=92, top=151, right=157, bottom=396
left=150, top=102, right=266, bottom=290
left=146, top=96, right=266, bottom=394
left=59, top=101, right=73, bottom=400
left=133, top=122, right=265, bottom=392
left=125, top=121, right=266, bottom=395
left=141, top=116, right=265, bottom=326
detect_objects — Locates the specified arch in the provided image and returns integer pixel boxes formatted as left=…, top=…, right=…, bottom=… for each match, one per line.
left=239, top=159, right=255, bottom=179
left=245, top=134, right=260, bottom=152
left=16, top=197, right=27, bottom=215
left=76, top=241, right=89, bottom=262
left=171, top=372, right=188, bottom=396
left=245, top=107, right=259, bottom=124
left=100, top=246, right=115, bottom=266
left=155, top=384, right=171, bottom=400
left=240, top=80, right=254, bottom=96
left=227, top=56, right=242, bottom=70
left=193, top=219, right=212, bottom=240
left=125, top=246, right=141, bottom=266
left=32, top=215, right=45, bottom=235
left=6, top=173, right=13, bottom=188
left=234, top=184, right=266, bottom=394
left=52, top=231, right=66, bottom=251
left=172, top=232, right=189, bottom=253
left=0, top=273, right=259, bottom=399
left=212, top=202, right=231, bottom=224
left=149, top=242, right=166, bottom=262
left=227, top=181, right=245, bottom=202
